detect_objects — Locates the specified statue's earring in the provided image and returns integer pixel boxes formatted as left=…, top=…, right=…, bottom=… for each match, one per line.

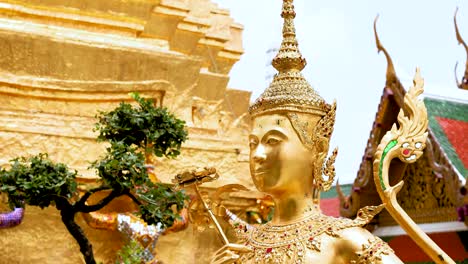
left=312, top=137, right=338, bottom=192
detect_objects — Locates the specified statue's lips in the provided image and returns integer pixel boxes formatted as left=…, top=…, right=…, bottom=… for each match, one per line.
left=253, top=170, right=268, bottom=180
left=254, top=170, right=268, bottom=175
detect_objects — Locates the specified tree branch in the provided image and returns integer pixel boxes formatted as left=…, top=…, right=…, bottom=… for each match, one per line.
left=124, top=190, right=142, bottom=206
left=74, top=186, right=111, bottom=210
left=54, top=195, right=73, bottom=211
left=79, top=190, right=120, bottom=213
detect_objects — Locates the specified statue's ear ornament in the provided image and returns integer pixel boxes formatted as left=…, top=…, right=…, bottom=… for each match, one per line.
left=312, top=101, right=338, bottom=191
left=316, top=147, right=338, bottom=191
left=286, top=101, right=338, bottom=191
left=314, top=100, right=337, bottom=141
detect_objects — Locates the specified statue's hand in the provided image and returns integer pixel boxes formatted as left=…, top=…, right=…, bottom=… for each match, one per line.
left=211, top=243, right=251, bottom=264
left=211, top=202, right=227, bottom=218
left=211, top=184, right=251, bottom=218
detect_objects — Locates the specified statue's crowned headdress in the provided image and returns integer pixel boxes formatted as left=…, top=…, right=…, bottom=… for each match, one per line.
left=249, top=0, right=338, bottom=191
left=249, top=0, right=332, bottom=118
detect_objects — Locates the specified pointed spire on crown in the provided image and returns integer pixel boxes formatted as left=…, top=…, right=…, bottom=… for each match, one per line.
left=249, top=0, right=330, bottom=117
left=271, top=0, right=307, bottom=72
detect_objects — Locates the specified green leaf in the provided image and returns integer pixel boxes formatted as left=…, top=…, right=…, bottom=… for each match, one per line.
left=136, top=183, right=187, bottom=229
left=0, top=153, right=78, bottom=209
left=94, top=92, right=188, bottom=159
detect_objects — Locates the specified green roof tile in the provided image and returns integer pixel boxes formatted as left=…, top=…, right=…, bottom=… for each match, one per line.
left=321, top=183, right=353, bottom=199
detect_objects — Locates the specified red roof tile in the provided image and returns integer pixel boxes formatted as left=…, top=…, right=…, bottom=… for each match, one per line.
left=436, top=117, right=468, bottom=168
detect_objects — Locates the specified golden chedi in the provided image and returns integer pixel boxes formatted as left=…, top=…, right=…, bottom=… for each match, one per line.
left=211, top=0, right=402, bottom=263
left=0, top=0, right=250, bottom=263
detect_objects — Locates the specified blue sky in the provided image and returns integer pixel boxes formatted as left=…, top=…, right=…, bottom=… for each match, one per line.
left=213, top=0, right=468, bottom=184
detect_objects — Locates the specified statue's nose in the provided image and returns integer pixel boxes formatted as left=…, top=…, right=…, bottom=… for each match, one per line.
left=252, top=144, right=267, bottom=163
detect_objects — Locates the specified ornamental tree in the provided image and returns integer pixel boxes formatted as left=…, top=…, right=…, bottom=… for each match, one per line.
left=95, top=92, right=187, bottom=159
left=0, top=94, right=188, bottom=264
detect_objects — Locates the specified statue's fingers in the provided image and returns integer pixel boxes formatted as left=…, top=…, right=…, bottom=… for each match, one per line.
left=227, top=243, right=252, bottom=253
left=211, top=250, right=239, bottom=264
left=212, top=244, right=230, bottom=257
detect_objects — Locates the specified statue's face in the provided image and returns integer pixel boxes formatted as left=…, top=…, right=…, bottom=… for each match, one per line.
left=249, top=114, right=313, bottom=194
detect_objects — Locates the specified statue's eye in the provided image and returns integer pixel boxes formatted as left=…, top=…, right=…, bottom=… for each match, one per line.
left=266, top=138, right=280, bottom=145
left=402, top=142, right=410, bottom=148
left=249, top=140, right=258, bottom=149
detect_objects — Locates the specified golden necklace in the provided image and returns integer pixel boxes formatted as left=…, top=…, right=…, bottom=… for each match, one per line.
left=229, top=205, right=385, bottom=264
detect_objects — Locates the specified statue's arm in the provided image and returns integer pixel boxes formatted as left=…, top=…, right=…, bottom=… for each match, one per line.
left=339, top=227, right=403, bottom=264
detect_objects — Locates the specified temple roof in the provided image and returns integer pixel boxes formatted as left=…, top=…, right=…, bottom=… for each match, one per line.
left=424, top=96, right=468, bottom=177
left=320, top=183, right=351, bottom=217
left=335, top=19, right=465, bottom=227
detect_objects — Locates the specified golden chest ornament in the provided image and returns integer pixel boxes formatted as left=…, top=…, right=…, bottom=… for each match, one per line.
left=228, top=205, right=392, bottom=264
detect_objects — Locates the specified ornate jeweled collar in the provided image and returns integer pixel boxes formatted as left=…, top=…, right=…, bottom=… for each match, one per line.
left=227, top=205, right=385, bottom=264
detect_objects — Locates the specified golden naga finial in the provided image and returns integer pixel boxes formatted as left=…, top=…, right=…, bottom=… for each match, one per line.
left=374, top=15, right=398, bottom=87
left=373, top=15, right=407, bottom=106
left=454, top=7, right=468, bottom=90
left=373, top=68, right=455, bottom=263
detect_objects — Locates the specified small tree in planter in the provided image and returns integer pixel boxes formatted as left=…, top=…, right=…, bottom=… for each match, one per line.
left=95, top=93, right=187, bottom=164
left=0, top=94, right=188, bottom=264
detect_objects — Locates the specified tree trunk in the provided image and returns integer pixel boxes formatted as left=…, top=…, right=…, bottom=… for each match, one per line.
left=58, top=203, right=96, bottom=264
left=55, top=190, right=121, bottom=264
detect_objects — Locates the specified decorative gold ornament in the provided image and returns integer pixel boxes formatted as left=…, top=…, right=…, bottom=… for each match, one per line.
left=222, top=205, right=386, bottom=264
left=454, top=7, right=468, bottom=90
left=312, top=101, right=338, bottom=191
left=351, top=237, right=394, bottom=264
left=373, top=68, right=455, bottom=264
left=373, top=15, right=402, bottom=97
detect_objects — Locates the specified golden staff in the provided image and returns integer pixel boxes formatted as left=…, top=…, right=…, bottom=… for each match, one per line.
left=373, top=68, right=455, bottom=264
left=172, top=168, right=250, bottom=264
left=172, top=168, right=229, bottom=244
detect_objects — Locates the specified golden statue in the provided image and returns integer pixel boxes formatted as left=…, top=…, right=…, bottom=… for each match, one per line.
left=207, top=0, right=402, bottom=263
left=196, top=1, right=456, bottom=263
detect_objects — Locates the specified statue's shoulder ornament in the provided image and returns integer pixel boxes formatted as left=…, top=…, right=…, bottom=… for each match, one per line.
left=351, top=236, right=395, bottom=264
left=348, top=204, right=385, bottom=228
left=344, top=204, right=395, bottom=264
